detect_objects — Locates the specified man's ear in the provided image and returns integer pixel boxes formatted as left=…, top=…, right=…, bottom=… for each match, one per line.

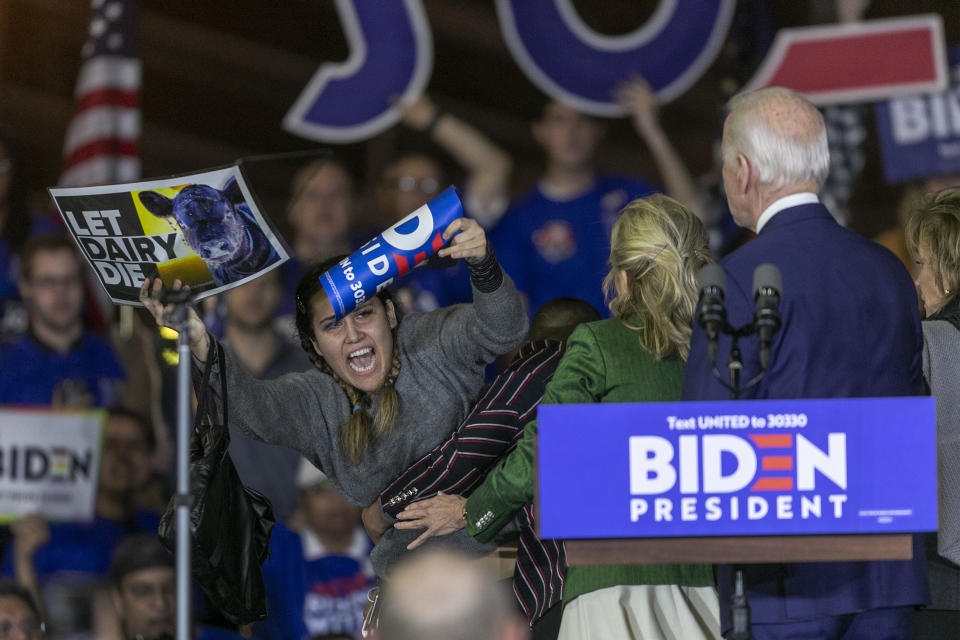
left=736, top=154, right=751, bottom=195
left=385, top=299, right=398, bottom=330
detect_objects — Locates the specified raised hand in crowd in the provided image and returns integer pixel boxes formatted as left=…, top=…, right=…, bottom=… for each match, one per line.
left=613, top=76, right=705, bottom=217
left=398, top=93, right=441, bottom=132
left=614, top=75, right=661, bottom=138
left=10, top=513, right=50, bottom=619
left=138, top=278, right=210, bottom=361
left=396, top=93, right=511, bottom=228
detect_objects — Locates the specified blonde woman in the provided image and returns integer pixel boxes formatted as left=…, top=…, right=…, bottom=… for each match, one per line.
left=906, top=187, right=960, bottom=614
left=396, top=194, right=720, bottom=639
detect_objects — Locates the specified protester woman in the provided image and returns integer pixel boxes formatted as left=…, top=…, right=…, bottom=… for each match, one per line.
left=140, top=216, right=528, bottom=576
left=396, top=194, right=720, bottom=639
left=906, top=186, right=960, bottom=612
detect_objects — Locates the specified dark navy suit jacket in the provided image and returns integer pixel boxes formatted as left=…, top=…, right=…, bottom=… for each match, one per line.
left=683, top=201, right=930, bottom=625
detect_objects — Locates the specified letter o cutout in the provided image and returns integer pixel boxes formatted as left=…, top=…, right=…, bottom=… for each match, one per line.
left=496, top=0, right=735, bottom=115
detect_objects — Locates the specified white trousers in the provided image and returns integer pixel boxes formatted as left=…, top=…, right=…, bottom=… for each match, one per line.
left=557, top=584, right=721, bottom=640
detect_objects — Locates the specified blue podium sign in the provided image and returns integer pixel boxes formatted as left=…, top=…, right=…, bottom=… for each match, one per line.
left=537, top=397, right=936, bottom=539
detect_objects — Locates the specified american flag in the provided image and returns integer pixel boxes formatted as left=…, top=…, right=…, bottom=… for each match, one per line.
left=59, top=0, right=140, bottom=187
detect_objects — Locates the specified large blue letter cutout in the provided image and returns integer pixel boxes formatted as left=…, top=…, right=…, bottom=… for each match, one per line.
left=496, top=0, right=735, bottom=115
left=283, top=0, right=433, bottom=143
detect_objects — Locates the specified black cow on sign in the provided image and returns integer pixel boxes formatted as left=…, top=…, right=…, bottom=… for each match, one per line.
left=138, top=177, right=279, bottom=286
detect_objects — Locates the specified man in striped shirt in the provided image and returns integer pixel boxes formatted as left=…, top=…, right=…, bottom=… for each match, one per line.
left=364, top=297, right=600, bottom=638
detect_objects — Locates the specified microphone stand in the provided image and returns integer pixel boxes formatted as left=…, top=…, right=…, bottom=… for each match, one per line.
left=698, top=263, right=782, bottom=640
left=707, top=323, right=765, bottom=640
left=160, top=287, right=195, bottom=640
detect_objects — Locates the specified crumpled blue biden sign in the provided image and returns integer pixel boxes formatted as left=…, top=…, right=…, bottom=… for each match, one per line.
left=320, top=185, right=463, bottom=319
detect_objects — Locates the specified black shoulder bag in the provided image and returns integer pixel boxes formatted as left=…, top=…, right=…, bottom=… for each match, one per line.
left=158, top=340, right=275, bottom=625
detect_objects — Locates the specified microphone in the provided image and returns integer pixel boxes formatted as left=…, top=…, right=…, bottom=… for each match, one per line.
left=753, top=264, right=782, bottom=371
left=697, top=265, right=727, bottom=365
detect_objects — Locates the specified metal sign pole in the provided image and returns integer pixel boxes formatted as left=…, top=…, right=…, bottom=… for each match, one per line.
left=175, top=327, right=192, bottom=640
left=162, top=287, right=195, bottom=640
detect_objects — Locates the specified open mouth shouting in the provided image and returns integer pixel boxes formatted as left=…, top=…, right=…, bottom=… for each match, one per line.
left=310, top=292, right=398, bottom=393
left=348, top=346, right=377, bottom=374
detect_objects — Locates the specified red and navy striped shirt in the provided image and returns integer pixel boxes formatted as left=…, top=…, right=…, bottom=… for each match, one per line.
left=379, top=339, right=567, bottom=623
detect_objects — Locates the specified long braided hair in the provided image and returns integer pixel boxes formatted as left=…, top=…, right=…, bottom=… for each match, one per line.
left=294, top=256, right=402, bottom=465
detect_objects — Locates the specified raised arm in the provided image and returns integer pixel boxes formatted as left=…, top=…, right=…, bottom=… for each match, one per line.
left=139, top=278, right=209, bottom=361
left=400, top=94, right=512, bottom=227
left=614, top=77, right=705, bottom=218
left=10, top=514, right=49, bottom=622
left=139, top=278, right=339, bottom=461
left=432, top=218, right=529, bottom=367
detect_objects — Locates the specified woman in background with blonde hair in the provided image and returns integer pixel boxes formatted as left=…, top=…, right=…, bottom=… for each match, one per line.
left=905, top=187, right=960, bottom=618
left=397, top=194, right=720, bottom=639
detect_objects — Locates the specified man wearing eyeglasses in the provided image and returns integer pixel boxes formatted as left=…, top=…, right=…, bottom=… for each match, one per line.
left=109, top=535, right=245, bottom=640
left=110, top=535, right=176, bottom=640
left=0, top=579, right=45, bottom=640
left=375, top=94, right=513, bottom=314
left=0, top=234, right=124, bottom=408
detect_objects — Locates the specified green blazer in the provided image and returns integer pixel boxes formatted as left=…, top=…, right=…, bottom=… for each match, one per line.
left=466, top=317, right=714, bottom=603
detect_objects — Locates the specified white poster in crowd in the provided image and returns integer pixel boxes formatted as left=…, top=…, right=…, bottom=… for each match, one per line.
left=0, top=409, right=104, bottom=523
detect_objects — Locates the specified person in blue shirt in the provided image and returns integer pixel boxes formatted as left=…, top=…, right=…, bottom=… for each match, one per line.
left=493, top=78, right=704, bottom=317
left=255, top=462, right=375, bottom=640
left=0, top=234, right=124, bottom=407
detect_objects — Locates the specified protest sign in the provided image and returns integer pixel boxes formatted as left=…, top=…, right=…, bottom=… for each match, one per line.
left=0, top=409, right=105, bottom=523
left=876, top=45, right=960, bottom=183
left=537, top=397, right=936, bottom=539
left=49, top=165, right=289, bottom=305
left=320, top=185, right=464, bottom=319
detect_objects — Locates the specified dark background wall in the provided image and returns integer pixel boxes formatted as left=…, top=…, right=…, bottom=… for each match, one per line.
left=1, top=0, right=958, bottom=238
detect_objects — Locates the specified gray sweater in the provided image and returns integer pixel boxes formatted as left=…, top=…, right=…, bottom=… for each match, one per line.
left=196, top=274, right=528, bottom=575
left=922, top=319, right=960, bottom=609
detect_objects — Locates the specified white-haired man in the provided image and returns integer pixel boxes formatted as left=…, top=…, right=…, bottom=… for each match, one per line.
left=684, top=87, right=928, bottom=639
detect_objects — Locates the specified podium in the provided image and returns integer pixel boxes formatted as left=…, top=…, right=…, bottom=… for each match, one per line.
left=564, top=534, right=913, bottom=566
left=536, top=396, right=934, bottom=637
left=536, top=397, right=936, bottom=561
